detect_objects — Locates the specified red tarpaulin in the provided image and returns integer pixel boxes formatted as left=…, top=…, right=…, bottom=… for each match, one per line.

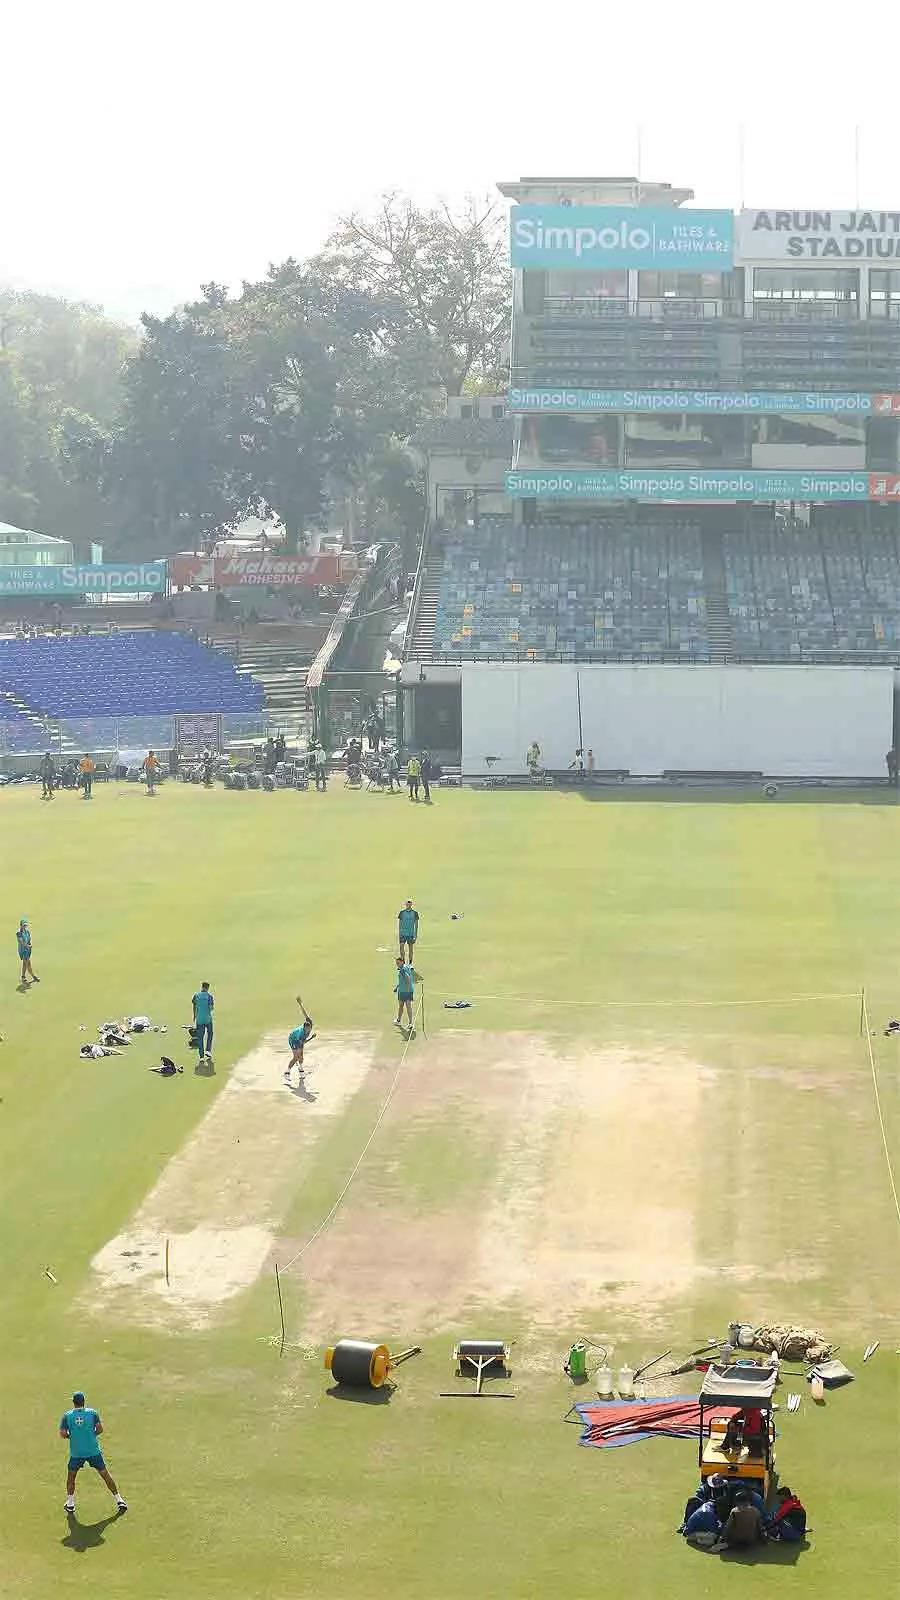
left=576, top=1398, right=740, bottom=1449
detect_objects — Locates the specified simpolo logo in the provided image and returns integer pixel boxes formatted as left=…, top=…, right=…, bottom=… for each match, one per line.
left=513, top=218, right=651, bottom=259
left=511, top=389, right=580, bottom=410
left=61, top=564, right=162, bottom=590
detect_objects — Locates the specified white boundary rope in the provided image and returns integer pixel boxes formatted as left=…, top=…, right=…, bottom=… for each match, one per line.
left=278, top=993, right=422, bottom=1276
left=460, top=991, right=860, bottom=1009
left=861, top=990, right=900, bottom=1232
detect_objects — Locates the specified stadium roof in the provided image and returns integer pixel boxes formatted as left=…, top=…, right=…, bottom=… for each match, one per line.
left=0, top=522, right=70, bottom=546
left=497, top=176, right=694, bottom=205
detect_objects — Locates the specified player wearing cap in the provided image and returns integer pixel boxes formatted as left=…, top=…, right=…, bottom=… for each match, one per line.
left=59, top=1391, right=127, bottom=1515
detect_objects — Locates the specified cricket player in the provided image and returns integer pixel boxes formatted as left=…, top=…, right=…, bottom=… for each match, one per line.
left=59, top=1391, right=127, bottom=1515
left=285, top=997, right=315, bottom=1083
left=397, top=899, right=419, bottom=961
left=191, top=981, right=214, bottom=1062
left=17, top=918, right=38, bottom=985
left=394, top=957, right=416, bottom=1033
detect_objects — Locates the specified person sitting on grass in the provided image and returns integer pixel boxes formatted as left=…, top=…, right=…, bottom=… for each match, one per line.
left=711, top=1489, right=767, bottom=1551
left=769, top=1486, right=807, bottom=1542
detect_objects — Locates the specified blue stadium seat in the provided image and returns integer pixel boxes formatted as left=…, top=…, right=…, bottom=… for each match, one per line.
left=0, top=631, right=264, bottom=717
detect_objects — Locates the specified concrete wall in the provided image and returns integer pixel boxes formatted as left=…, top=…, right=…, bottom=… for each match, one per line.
left=460, top=663, right=892, bottom=778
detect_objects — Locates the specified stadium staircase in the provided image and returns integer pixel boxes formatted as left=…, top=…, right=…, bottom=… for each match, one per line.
left=224, top=638, right=312, bottom=730
left=408, top=543, right=443, bottom=655
left=0, top=690, right=49, bottom=749
left=700, top=529, right=734, bottom=663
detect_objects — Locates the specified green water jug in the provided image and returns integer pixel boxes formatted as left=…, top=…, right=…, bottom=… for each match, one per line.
left=566, top=1342, right=587, bottom=1381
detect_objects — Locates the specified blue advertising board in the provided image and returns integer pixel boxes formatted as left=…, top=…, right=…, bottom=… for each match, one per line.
left=508, top=387, right=884, bottom=416
left=505, top=468, right=882, bottom=502
left=510, top=206, right=734, bottom=271
left=0, top=562, right=167, bottom=596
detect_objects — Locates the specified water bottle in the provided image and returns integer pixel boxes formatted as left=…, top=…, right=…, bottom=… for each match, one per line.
left=618, top=1362, right=635, bottom=1397
left=596, top=1362, right=613, bottom=1397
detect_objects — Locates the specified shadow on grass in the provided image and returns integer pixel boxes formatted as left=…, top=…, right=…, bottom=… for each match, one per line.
left=326, top=1381, right=395, bottom=1404
left=61, top=1510, right=123, bottom=1553
left=573, top=783, right=897, bottom=806
left=688, top=1538, right=810, bottom=1566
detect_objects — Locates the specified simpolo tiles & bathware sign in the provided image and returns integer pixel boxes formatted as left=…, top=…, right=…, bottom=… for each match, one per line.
left=506, top=388, right=898, bottom=415
left=509, top=206, right=734, bottom=271
left=0, top=562, right=167, bottom=596
left=504, top=468, right=900, bottom=502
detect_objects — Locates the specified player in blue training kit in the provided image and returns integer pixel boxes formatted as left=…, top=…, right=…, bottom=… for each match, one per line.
left=59, top=1391, right=127, bottom=1514
left=394, top=957, right=416, bottom=1033
left=16, top=918, right=38, bottom=985
left=285, top=997, right=315, bottom=1083
left=397, top=900, right=419, bottom=961
left=191, top=981, right=214, bottom=1063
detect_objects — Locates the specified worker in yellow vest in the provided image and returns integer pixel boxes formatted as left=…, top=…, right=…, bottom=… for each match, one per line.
left=79, top=753, right=95, bottom=800
left=406, top=754, right=421, bottom=802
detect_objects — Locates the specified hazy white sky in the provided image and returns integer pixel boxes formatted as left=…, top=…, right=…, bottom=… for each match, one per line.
left=5, top=0, right=899, bottom=322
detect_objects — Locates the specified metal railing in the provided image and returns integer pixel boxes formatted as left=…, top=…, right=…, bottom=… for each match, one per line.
left=534, top=297, right=870, bottom=324
left=401, top=647, right=900, bottom=668
left=0, top=710, right=271, bottom=757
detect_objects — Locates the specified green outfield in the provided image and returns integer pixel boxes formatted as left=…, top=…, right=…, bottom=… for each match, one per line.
left=0, top=779, right=898, bottom=1599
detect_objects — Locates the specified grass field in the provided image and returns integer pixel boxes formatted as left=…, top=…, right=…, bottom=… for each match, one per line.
left=1, top=777, right=898, bottom=1599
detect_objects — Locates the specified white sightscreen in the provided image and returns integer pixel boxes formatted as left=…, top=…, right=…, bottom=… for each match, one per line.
left=462, top=664, right=893, bottom=778
left=461, top=664, right=581, bottom=774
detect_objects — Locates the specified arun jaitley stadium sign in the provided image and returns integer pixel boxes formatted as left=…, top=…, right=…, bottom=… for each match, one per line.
left=505, top=469, right=900, bottom=502
left=738, top=210, right=900, bottom=260
left=510, top=206, right=733, bottom=270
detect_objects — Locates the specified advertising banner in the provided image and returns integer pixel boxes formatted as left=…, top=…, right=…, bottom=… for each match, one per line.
left=169, top=553, right=348, bottom=588
left=175, top=713, right=222, bottom=755
left=0, top=562, right=166, bottom=596
left=507, top=387, right=891, bottom=415
left=510, top=206, right=733, bottom=271
left=505, top=468, right=898, bottom=502
left=738, top=209, right=900, bottom=262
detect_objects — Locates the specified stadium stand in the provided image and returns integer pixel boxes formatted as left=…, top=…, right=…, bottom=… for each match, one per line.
left=0, top=631, right=264, bottom=717
left=420, top=510, right=900, bottom=662
left=431, top=514, right=709, bottom=659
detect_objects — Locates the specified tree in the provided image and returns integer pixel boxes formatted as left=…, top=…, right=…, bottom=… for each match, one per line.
left=0, top=292, right=134, bottom=550
left=318, top=194, right=510, bottom=396
left=97, top=264, right=434, bottom=555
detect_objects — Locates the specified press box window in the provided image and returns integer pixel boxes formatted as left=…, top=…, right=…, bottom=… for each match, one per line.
left=753, top=269, right=859, bottom=304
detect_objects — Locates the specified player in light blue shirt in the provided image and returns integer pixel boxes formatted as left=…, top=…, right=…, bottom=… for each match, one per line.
left=59, top=1391, right=127, bottom=1515
left=393, top=957, right=417, bottom=1033
left=284, top=996, right=315, bottom=1085
left=191, top=981, right=214, bottom=1063
left=16, top=918, right=38, bottom=986
left=397, top=901, right=419, bottom=961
